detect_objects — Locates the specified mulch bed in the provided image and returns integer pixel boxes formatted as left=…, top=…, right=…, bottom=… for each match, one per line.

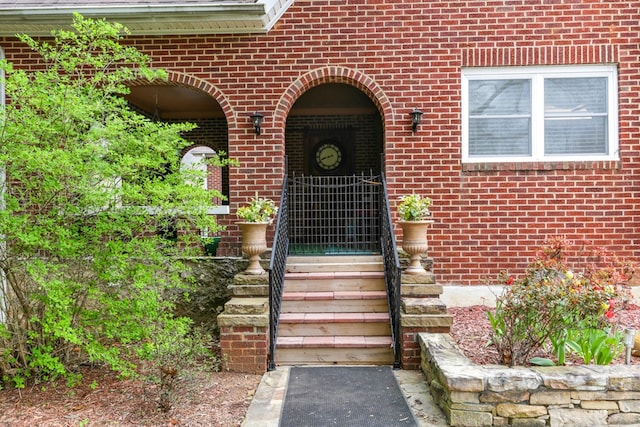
left=449, top=304, right=640, bottom=366
left=0, top=361, right=262, bottom=426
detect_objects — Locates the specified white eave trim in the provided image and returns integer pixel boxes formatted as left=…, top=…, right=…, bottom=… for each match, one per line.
left=0, top=1, right=294, bottom=36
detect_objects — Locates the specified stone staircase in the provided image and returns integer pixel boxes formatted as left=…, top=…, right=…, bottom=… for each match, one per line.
left=274, top=255, right=395, bottom=365
left=219, top=253, right=453, bottom=372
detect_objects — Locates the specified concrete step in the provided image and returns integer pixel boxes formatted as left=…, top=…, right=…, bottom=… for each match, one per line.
left=284, top=271, right=386, bottom=292
left=275, top=335, right=394, bottom=365
left=281, top=290, right=388, bottom=313
left=287, top=255, right=383, bottom=265
left=286, top=255, right=384, bottom=273
left=278, top=312, right=391, bottom=336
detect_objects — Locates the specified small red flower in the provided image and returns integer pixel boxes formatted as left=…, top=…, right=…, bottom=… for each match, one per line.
left=605, top=299, right=615, bottom=319
left=505, top=276, right=515, bottom=285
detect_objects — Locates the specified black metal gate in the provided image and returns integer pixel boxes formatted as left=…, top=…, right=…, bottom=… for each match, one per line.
left=288, top=174, right=381, bottom=255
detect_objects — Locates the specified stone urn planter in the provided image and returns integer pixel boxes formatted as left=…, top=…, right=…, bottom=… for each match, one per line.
left=238, top=222, right=269, bottom=275
left=236, top=195, right=278, bottom=275
left=399, top=220, right=434, bottom=275
left=397, top=194, right=433, bottom=275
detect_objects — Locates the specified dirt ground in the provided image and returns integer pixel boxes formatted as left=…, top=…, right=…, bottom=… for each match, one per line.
left=0, top=364, right=262, bottom=427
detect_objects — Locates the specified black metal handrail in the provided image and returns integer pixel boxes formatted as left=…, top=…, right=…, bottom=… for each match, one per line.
left=380, top=172, right=402, bottom=369
left=267, top=169, right=289, bottom=371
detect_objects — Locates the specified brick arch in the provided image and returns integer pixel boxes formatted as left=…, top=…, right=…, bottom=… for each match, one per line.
left=273, top=66, right=392, bottom=131
left=164, top=70, right=236, bottom=129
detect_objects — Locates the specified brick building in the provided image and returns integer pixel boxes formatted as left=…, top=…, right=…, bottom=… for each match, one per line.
left=1, top=0, right=638, bottom=286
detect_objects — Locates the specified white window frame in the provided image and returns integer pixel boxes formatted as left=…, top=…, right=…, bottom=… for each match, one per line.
left=180, top=145, right=229, bottom=215
left=461, top=65, right=619, bottom=163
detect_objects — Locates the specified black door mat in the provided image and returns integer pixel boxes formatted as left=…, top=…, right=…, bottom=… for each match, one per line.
left=279, top=366, right=418, bottom=427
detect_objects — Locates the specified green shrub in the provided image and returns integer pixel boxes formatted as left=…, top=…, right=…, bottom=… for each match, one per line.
left=0, top=14, right=227, bottom=387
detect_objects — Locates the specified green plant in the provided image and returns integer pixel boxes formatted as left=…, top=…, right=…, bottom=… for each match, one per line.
left=0, top=14, right=226, bottom=387
left=549, top=330, right=568, bottom=366
left=397, top=194, right=432, bottom=221
left=138, top=324, right=219, bottom=412
left=236, top=195, right=278, bottom=223
left=565, top=328, right=624, bottom=365
left=487, top=236, right=632, bottom=366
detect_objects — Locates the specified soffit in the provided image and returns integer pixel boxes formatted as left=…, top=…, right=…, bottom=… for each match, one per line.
left=126, top=84, right=225, bottom=120
left=0, top=0, right=294, bottom=36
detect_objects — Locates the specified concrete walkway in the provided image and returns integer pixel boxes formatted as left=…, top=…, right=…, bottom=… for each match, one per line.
left=242, top=367, right=449, bottom=427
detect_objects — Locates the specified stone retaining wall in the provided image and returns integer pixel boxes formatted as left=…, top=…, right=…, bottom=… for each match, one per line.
left=419, top=333, right=640, bottom=427
left=173, top=257, right=248, bottom=333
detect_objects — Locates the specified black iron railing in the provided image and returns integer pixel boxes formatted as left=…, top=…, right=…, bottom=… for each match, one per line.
left=268, top=169, right=402, bottom=369
left=288, top=174, right=381, bottom=255
left=380, top=172, right=402, bottom=369
left=267, top=170, right=289, bottom=371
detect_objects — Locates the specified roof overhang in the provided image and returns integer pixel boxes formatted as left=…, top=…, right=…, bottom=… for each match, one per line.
left=0, top=1, right=294, bottom=36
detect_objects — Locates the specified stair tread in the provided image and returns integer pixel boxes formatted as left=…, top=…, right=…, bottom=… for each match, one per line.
left=274, top=348, right=394, bottom=365
left=282, top=290, right=387, bottom=301
left=287, top=255, right=383, bottom=264
left=280, top=312, right=389, bottom=323
left=285, top=271, right=385, bottom=279
left=277, top=335, right=392, bottom=348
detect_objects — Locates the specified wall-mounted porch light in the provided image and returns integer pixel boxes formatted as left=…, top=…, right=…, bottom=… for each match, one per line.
left=410, top=108, right=423, bottom=133
left=250, top=112, right=264, bottom=135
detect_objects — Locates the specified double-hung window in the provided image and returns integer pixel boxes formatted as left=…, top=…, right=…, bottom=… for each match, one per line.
left=462, top=65, right=618, bottom=163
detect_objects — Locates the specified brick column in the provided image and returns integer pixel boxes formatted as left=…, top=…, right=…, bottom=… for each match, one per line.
left=400, top=267, right=453, bottom=370
left=217, top=273, right=269, bottom=374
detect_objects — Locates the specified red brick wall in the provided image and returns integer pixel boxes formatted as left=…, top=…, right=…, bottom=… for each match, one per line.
left=3, top=1, right=640, bottom=284
left=402, top=326, right=450, bottom=370
left=219, top=325, right=268, bottom=374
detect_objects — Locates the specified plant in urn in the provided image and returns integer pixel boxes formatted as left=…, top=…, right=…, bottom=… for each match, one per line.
left=236, top=195, right=278, bottom=275
left=397, top=194, right=433, bottom=275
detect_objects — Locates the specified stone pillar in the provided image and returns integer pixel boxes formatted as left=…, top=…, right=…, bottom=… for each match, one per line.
left=217, top=273, right=269, bottom=374
left=400, top=262, right=452, bottom=370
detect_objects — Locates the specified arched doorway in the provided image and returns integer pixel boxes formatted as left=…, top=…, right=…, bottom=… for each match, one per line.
left=285, top=83, right=383, bottom=176
left=284, top=83, right=385, bottom=255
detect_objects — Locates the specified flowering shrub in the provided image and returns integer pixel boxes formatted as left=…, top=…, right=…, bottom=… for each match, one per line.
left=488, top=236, right=633, bottom=366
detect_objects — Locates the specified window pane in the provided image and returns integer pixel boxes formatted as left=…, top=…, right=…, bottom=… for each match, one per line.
left=469, top=118, right=531, bottom=156
left=545, top=117, right=607, bottom=154
left=545, top=78, right=607, bottom=115
left=468, top=79, right=531, bottom=156
left=469, top=79, right=531, bottom=115
left=545, top=78, right=608, bottom=154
